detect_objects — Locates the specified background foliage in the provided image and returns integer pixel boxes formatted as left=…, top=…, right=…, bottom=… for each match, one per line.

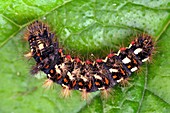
left=0, top=0, right=170, bottom=113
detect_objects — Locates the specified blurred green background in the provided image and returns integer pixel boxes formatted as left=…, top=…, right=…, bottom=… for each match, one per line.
left=0, top=0, right=170, bottom=113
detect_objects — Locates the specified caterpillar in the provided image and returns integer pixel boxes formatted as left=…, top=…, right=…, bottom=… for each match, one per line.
left=25, top=20, right=155, bottom=98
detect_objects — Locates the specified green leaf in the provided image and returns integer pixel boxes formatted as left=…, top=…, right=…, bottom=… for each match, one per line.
left=0, top=0, right=170, bottom=113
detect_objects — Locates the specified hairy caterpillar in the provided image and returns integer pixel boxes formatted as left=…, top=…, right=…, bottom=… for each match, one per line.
left=25, top=21, right=155, bottom=99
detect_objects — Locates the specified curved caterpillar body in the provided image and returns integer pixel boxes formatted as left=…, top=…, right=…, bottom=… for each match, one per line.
left=25, top=21, right=154, bottom=96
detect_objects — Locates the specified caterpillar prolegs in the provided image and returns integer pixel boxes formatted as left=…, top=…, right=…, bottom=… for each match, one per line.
left=25, top=21, right=155, bottom=98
